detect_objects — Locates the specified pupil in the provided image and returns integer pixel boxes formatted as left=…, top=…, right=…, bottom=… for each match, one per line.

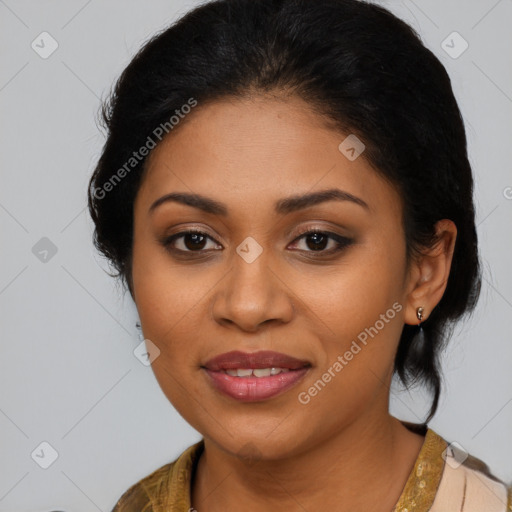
left=307, top=233, right=327, bottom=251
left=185, top=233, right=206, bottom=250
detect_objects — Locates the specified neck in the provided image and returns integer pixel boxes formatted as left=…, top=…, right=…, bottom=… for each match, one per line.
left=191, top=411, right=425, bottom=512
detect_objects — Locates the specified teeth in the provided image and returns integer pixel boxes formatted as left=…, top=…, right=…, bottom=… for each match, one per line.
left=224, top=368, right=291, bottom=377
left=253, top=368, right=271, bottom=377
left=236, top=369, right=253, bottom=377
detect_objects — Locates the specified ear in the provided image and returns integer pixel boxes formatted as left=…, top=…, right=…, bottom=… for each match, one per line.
left=404, top=219, right=457, bottom=326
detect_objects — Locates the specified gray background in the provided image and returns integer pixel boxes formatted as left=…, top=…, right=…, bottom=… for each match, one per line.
left=0, top=0, right=511, bottom=510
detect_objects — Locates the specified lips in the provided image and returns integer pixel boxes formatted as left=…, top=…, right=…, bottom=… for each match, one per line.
left=202, top=350, right=311, bottom=402
left=203, top=350, right=310, bottom=371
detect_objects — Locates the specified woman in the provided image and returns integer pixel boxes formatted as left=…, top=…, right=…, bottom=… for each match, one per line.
left=88, top=0, right=511, bottom=510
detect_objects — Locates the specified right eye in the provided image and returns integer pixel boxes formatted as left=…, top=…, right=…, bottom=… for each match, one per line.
left=162, top=229, right=223, bottom=253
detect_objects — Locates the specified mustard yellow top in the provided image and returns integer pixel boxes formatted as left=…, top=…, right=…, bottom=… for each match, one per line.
left=111, top=423, right=511, bottom=512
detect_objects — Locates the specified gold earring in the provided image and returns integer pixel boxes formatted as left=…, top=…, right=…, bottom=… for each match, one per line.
left=416, top=306, right=425, bottom=325
left=412, top=306, right=427, bottom=356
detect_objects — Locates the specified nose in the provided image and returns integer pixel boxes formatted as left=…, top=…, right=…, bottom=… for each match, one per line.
left=211, top=247, right=295, bottom=332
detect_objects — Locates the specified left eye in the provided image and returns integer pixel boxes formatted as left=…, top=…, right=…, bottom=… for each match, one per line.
left=289, top=230, right=353, bottom=253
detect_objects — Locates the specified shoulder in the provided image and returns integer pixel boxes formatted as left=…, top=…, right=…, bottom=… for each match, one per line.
left=110, top=441, right=204, bottom=512
left=110, top=461, right=174, bottom=512
left=431, top=436, right=512, bottom=512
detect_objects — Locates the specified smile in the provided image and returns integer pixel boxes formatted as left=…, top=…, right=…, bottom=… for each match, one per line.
left=223, top=367, right=290, bottom=377
left=202, top=350, right=311, bottom=402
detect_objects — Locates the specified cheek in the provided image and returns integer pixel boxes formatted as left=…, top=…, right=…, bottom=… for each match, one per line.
left=302, top=241, right=405, bottom=342
left=131, top=234, right=226, bottom=409
left=294, top=296, right=404, bottom=436
left=133, top=268, right=210, bottom=420
left=300, top=241, right=406, bottom=395
left=131, top=230, right=208, bottom=335
left=133, top=275, right=207, bottom=372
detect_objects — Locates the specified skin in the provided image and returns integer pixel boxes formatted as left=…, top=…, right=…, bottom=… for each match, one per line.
left=131, top=93, right=457, bottom=511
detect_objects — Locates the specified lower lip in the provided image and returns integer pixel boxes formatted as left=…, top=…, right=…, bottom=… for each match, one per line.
left=204, top=368, right=310, bottom=402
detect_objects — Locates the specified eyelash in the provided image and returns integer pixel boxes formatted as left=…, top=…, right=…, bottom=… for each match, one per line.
left=161, top=227, right=353, bottom=258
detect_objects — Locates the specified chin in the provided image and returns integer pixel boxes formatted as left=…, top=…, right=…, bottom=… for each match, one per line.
left=202, top=423, right=311, bottom=462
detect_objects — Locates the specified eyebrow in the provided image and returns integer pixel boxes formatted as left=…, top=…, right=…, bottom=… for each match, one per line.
left=149, top=188, right=370, bottom=216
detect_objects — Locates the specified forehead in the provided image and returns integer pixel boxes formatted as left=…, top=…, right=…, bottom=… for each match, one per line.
left=137, top=95, right=402, bottom=221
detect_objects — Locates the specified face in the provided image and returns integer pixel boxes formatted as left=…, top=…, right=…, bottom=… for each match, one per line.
left=131, top=94, right=416, bottom=460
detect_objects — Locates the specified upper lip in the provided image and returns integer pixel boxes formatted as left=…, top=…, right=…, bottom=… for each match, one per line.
left=203, top=350, right=311, bottom=371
